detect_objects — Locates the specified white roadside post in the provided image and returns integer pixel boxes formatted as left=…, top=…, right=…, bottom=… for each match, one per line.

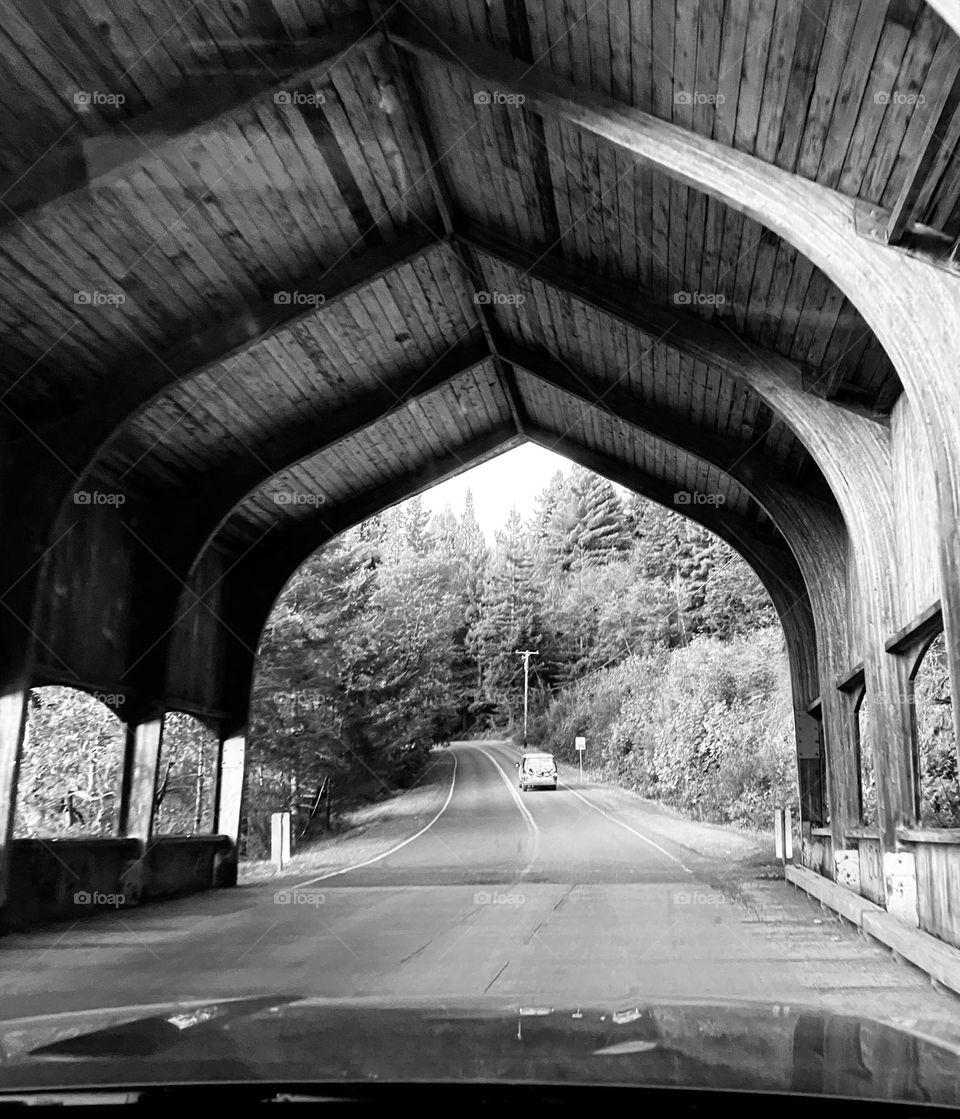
left=271, top=811, right=292, bottom=869
left=575, top=736, right=586, bottom=783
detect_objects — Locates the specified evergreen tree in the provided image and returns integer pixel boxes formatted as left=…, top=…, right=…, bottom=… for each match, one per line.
left=471, top=507, right=550, bottom=723
left=575, top=471, right=631, bottom=565
left=404, top=496, right=431, bottom=555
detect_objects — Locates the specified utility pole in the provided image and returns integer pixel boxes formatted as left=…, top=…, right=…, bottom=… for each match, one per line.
left=515, top=649, right=539, bottom=749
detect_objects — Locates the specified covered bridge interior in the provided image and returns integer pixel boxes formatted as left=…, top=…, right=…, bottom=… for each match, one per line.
left=1, top=0, right=960, bottom=945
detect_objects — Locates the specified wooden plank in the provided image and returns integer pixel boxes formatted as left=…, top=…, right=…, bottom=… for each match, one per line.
left=648, top=0, right=676, bottom=297
left=863, top=906, right=960, bottom=995
left=773, top=0, right=829, bottom=172
left=885, top=30, right=960, bottom=242
left=837, top=9, right=917, bottom=197
left=47, top=229, right=442, bottom=472
left=669, top=0, right=698, bottom=299
left=785, top=864, right=884, bottom=926
left=757, top=240, right=797, bottom=350
left=811, top=1, right=891, bottom=187
left=0, top=15, right=379, bottom=229
left=753, top=0, right=804, bottom=162
left=864, top=4, right=945, bottom=208
left=792, top=0, right=862, bottom=180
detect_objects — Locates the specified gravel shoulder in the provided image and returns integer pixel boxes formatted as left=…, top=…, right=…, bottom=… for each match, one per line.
left=239, top=749, right=456, bottom=885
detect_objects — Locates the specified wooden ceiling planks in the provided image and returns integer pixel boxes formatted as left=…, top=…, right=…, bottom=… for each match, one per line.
left=220, top=361, right=511, bottom=538
left=411, top=41, right=895, bottom=398
left=97, top=249, right=481, bottom=491
left=5, top=0, right=955, bottom=564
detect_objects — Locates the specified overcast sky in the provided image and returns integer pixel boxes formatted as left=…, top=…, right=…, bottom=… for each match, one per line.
left=419, top=443, right=572, bottom=539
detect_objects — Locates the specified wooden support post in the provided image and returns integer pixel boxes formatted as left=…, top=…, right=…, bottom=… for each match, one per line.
left=795, top=709, right=825, bottom=828
left=0, top=682, right=30, bottom=909
left=118, top=712, right=163, bottom=841
left=214, top=730, right=246, bottom=842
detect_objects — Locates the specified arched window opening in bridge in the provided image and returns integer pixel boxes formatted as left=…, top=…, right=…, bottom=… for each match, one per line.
left=239, top=456, right=805, bottom=861
left=15, top=686, right=124, bottom=838
left=912, top=633, right=960, bottom=828
left=152, top=712, right=219, bottom=835
left=856, top=692, right=878, bottom=828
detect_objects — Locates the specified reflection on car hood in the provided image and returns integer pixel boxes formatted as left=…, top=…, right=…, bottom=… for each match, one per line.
left=1, top=995, right=959, bottom=1105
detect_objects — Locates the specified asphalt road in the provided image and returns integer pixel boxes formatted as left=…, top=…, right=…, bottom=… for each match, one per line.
left=2, top=741, right=959, bottom=1037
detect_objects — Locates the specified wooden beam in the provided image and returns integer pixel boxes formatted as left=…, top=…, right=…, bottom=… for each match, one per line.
left=225, top=422, right=523, bottom=573
left=146, top=341, right=492, bottom=561
left=371, top=9, right=526, bottom=434
left=0, top=15, right=379, bottom=230
left=502, top=340, right=834, bottom=507
left=836, top=661, right=866, bottom=692
left=885, top=600, right=944, bottom=654
left=118, top=713, right=163, bottom=841
left=48, top=227, right=443, bottom=472
left=885, top=37, right=960, bottom=245
left=29, top=664, right=143, bottom=710
left=454, top=219, right=885, bottom=424
left=171, top=339, right=825, bottom=588
left=0, top=685, right=30, bottom=910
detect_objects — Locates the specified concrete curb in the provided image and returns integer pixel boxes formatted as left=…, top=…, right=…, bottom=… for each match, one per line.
left=786, top=864, right=960, bottom=997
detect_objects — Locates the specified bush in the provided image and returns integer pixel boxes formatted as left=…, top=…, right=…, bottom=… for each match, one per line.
left=542, top=628, right=797, bottom=827
left=387, top=739, right=432, bottom=788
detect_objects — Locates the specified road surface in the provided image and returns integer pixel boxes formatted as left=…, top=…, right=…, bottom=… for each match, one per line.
left=2, top=742, right=958, bottom=1039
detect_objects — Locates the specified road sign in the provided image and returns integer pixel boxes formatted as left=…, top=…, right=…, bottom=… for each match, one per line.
left=575, top=737, right=586, bottom=751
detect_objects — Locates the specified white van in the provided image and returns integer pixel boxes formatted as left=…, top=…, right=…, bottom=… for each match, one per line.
left=517, top=751, right=558, bottom=791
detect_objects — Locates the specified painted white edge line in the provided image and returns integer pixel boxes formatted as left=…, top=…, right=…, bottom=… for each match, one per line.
left=475, top=745, right=540, bottom=876
left=558, top=778, right=693, bottom=875
left=289, top=750, right=459, bottom=889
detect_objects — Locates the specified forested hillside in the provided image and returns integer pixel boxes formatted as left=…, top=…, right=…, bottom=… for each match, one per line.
left=244, top=467, right=792, bottom=853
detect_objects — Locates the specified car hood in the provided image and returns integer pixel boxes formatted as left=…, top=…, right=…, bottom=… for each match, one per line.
left=0, top=995, right=959, bottom=1104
